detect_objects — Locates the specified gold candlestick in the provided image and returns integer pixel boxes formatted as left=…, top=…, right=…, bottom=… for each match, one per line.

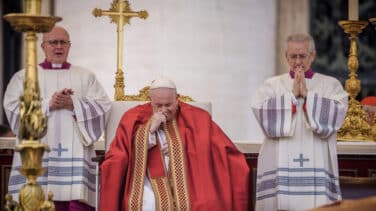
left=337, top=20, right=374, bottom=141
left=3, top=0, right=61, bottom=210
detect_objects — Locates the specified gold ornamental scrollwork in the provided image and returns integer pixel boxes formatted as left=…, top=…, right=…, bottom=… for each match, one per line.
left=3, top=14, right=61, bottom=33
left=119, top=86, right=194, bottom=102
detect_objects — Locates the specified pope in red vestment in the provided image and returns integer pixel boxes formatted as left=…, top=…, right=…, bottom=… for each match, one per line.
left=99, top=79, right=249, bottom=211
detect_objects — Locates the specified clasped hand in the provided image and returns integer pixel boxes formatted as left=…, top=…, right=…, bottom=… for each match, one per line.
left=292, top=66, right=308, bottom=98
left=149, top=111, right=167, bottom=133
left=49, top=88, right=74, bottom=111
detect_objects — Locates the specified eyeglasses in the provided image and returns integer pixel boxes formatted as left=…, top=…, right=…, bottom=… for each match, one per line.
left=287, top=53, right=310, bottom=61
left=44, top=40, right=70, bottom=47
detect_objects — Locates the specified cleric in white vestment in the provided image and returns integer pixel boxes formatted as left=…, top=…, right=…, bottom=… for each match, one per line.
left=251, top=33, right=348, bottom=211
left=3, top=26, right=111, bottom=210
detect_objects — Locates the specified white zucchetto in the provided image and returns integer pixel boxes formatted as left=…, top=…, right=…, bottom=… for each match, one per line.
left=150, top=77, right=176, bottom=89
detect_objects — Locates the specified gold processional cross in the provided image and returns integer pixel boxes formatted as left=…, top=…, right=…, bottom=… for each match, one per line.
left=93, top=0, right=148, bottom=100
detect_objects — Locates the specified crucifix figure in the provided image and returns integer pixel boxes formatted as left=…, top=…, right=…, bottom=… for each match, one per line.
left=93, top=0, right=148, bottom=100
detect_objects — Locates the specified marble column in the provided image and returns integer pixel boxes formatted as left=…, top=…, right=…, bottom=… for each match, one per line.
left=276, top=0, right=309, bottom=75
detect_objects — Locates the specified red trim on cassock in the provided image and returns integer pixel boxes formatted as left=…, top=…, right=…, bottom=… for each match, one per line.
left=292, top=103, right=297, bottom=114
left=303, top=102, right=307, bottom=112
left=303, top=97, right=307, bottom=112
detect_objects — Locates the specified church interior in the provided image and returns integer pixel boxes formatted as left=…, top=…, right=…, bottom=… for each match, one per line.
left=1, top=0, right=376, bottom=210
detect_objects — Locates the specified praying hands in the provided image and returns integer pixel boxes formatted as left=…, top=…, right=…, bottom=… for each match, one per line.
left=292, top=66, right=308, bottom=98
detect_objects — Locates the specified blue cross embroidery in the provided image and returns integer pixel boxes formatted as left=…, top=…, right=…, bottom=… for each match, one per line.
left=52, top=143, right=68, bottom=157
left=293, top=153, right=309, bottom=167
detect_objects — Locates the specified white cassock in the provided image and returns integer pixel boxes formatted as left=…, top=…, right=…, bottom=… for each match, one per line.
left=251, top=73, right=348, bottom=211
left=3, top=66, right=111, bottom=207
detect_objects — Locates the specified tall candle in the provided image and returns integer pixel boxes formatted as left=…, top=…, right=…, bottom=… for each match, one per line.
left=348, top=0, right=359, bottom=20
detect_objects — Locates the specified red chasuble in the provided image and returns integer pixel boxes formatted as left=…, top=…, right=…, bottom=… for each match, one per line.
left=99, top=102, right=249, bottom=211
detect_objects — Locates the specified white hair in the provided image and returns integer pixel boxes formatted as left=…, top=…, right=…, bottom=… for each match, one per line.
left=285, top=33, right=316, bottom=53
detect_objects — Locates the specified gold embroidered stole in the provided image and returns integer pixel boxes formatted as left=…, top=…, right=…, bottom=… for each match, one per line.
left=128, top=121, right=150, bottom=211
left=148, top=135, right=174, bottom=210
left=128, top=120, right=191, bottom=211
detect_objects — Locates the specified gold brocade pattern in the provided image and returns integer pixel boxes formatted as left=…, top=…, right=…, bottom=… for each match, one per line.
left=150, top=177, right=174, bottom=210
left=129, top=119, right=190, bottom=210
left=128, top=122, right=150, bottom=211
left=163, top=120, right=191, bottom=210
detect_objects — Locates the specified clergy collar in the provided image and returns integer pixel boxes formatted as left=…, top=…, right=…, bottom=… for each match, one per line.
left=289, top=69, right=315, bottom=79
left=39, top=59, right=71, bottom=70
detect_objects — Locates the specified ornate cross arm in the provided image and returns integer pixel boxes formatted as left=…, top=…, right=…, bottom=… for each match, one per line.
left=93, top=9, right=148, bottom=24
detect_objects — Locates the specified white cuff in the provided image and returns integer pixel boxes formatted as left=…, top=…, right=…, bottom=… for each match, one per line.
left=291, top=94, right=298, bottom=105
left=148, top=131, right=157, bottom=149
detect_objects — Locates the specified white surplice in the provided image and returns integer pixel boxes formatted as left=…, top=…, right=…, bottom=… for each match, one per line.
left=251, top=72, right=348, bottom=211
left=3, top=66, right=111, bottom=207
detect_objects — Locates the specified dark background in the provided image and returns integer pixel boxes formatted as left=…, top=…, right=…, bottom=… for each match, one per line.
left=310, top=0, right=376, bottom=100
left=1, top=0, right=23, bottom=125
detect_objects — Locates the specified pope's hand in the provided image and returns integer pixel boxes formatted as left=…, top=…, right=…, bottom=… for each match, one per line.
left=149, top=112, right=167, bottom=133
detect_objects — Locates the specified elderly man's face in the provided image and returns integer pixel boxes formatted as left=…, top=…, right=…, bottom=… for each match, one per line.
left=41, top=27, right=71, bottom=64
left=150, top=88, right=179, bottom=121
left=286, top=41, right=315, bottom=72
